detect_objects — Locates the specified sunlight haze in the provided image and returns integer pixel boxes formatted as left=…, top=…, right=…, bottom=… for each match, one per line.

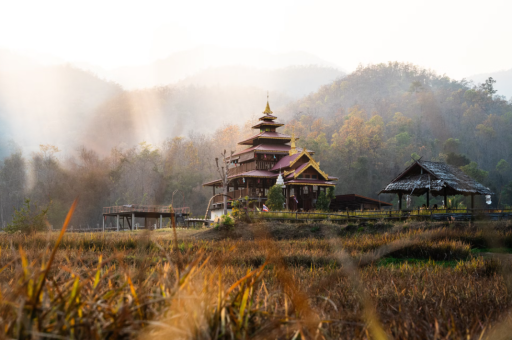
left=1, top=0, right=510, bottom=78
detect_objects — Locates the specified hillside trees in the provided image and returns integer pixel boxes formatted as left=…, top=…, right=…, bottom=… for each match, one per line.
left=280, top=62, right=512, bottom=205
left=1, top=61, right=512, bottom=225
left=0, top=150, right=26, bottom=227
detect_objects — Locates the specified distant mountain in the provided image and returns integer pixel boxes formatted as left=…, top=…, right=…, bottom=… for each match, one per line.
left=0, top=50, right=122, bottom=155
left=107, top=46, right=342, bottom=90
left=81, top=86, right=293, bottom=153
left=0, top=48, right=345, bottom=157
left=177, top=65, right=344, bottom=98
left=470, top=69, right=512, bottom=99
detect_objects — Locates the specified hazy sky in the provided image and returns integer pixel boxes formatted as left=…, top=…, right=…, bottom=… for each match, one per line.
left=0, top=0, right=511, bottom=78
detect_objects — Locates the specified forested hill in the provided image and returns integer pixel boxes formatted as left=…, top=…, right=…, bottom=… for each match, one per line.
left=280, top=62, right=512, bottom=206
left=1, top=62, right=512, bottom=228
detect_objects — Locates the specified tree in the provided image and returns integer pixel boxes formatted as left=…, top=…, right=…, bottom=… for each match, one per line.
left=316, top=191, right=330, bottom=211
left=501, top=181, right=512, bottom=207
left=215, top=149, right=235, bottom=216
left=461, top=162, right=489, bottom=183
left=5, top=199, right=49, bottom=234
left=327, top=187, right=335, bottom=201
left=446, top=152, right=471, bottom=167
left=496, top=159, right=511, bottom=176
left=479, top=77, right=497, bottom=96
left=0, top=150, right=26, bottom=227
left=266, top=185, right=285, bottom=211
left=443, top=138, right=460, bottom=154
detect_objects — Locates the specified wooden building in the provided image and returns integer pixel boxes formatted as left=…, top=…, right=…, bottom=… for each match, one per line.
left=329, top=194, right=392, bottom=211
left=203, top=99, right=337, bottom=218
left=379, top=160, right=493, bottom=210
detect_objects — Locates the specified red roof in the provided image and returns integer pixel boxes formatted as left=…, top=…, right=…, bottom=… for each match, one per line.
left=285, top=162, right=309, bottom=178
left=230, top=170, right=278, bottom=179
left=285, top=179, right=336, bottom=186
left=259, top=114, right=278, bottom=120
left=332, top=194, right=392, bottom=206
left=238, top=131, right=292, bottom=145
left=271, top=153, right=302, bottom=171
left=202, top=170, right=278, bottom=186
left=232, top=144, right=312, bottom=157
left=251, top=121, right=285, bottom=129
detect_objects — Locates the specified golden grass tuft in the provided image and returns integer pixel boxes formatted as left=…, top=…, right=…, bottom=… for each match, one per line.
left=1, top=207, right=512, bottom=338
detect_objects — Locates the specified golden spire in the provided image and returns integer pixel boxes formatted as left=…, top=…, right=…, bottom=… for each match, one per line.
left=263, top=91, right=273, bottom=114
left=289, top=127, right=297, bottom=155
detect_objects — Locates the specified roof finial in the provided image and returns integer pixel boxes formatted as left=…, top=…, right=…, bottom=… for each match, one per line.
left=289, top=127, right=297, bottom=155
left=263, top=91, right=273, bottom=115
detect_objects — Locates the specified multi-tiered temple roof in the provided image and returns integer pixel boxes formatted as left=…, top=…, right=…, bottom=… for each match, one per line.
left=203, top=98, right=336, bottom=211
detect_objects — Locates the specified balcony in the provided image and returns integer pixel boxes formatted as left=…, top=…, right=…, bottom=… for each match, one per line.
left=228, top=162, right=256, bottom=176
left=212, top=188, right=268, bottom=203
left=256, top=161, right=277, bottom=170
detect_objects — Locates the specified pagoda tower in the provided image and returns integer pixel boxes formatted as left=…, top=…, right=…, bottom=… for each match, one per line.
left=203, top=98, right=337, bottom=219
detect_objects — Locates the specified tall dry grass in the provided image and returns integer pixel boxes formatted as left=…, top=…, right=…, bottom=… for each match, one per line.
left=0, top=204, right=512, bottom=339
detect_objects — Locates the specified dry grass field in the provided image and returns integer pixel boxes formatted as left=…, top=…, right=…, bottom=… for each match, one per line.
left=1, top=212, right=512, bottom=339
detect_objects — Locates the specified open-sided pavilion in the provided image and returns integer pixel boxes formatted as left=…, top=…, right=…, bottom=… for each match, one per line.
left=102, top=205, right=190, bottom=231
left=379, top=160, right=493, bottom=210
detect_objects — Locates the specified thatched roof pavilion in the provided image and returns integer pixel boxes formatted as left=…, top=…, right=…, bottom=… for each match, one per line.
left=379, top=160, right=493, bottom=210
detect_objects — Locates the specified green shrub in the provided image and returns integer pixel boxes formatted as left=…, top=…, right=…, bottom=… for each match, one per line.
left=5, top=199, right=49, bottom=234
left=315, top=191, right=330, bottom=211
left=266, top=184, right=285, bottom=211
left=221, top=214, right=234, bottom=227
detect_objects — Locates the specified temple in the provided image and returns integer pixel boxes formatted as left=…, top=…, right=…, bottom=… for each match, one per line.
left=203, top=98, right=337, bottom=219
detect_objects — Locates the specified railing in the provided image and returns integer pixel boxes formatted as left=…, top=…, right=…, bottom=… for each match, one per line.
left=213, top=189, right=251, bottom=204
left=228, top=162, right=256, bottom=176
left=256, top=161, right=277, bottom=170
left=103, top=205, right=190, bottom=214
left=245, top=208, right=512, bottom=222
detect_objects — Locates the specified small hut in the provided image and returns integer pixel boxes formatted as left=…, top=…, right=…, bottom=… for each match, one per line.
left=379, top=160, right=493, bottom=210
left=330, top=194, right=392, bottom=211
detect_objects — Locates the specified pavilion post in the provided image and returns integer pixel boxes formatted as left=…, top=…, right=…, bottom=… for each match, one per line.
left=159, top=214, right=162, bottom=229
left=426, top=189, right=430, bottom=208
left=102, top=216, right=105, bottom=232
left=116, top=215, right=119, bottom=232
left=398, top=193, right=403, bottom=211
left=444, top=187, right=448, bottom=210
left=471, top=194, right=475, bottom=212
left=132, top=213, right=135, bottom=231
left=286, top=186, right=290, bottom=210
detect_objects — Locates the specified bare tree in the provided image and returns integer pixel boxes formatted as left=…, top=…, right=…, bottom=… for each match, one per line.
left=215, top=149, right=234, bottom=216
